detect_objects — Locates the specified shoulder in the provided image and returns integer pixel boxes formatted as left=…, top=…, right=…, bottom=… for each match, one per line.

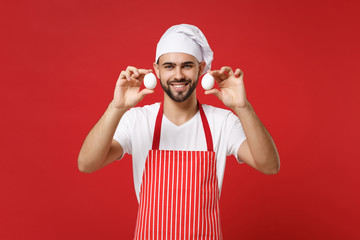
left=202, top=104, right=235, bottom=120
left=118, top=102, right=160, bottom=130
left=202, top=104, right=232, bottom=115
left=125, top=102, right=160, bottom=119
left=201, top=104, right=241, bottom=127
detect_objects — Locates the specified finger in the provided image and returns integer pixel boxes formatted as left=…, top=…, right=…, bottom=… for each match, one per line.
left=137, top=69, right=153, bottom=80
left=204, top=88, right=222, bottom=101
left=130, top=69, right=153, bottom=83
left=137, top=88, right=155, bottom=102
left=219, top=66, right=234, bottom=77
left=208, top=70, right=224, bottom=83
left=119, top=70, right=131, bottom=81
left=211, top=67, right=231, bottom=81
left=116, top=74, right=126, bottom=87
left=234, top=68, right=240, bottom=77
left=234, top=68, right=244, bottom=78
left=210, top=70, right=223, bottom=78
left=208, top=70, right=218, bottom=76
left=126, top=66, right=140, bottom=78
left=129, top=68, right=153, bottom=80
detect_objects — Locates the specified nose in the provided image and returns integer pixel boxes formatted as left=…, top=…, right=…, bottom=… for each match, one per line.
left=174, top=67, right=184, bottom=80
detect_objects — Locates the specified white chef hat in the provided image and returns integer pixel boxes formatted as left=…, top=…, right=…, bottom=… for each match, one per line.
left=155, top=24, right=213, bottom=74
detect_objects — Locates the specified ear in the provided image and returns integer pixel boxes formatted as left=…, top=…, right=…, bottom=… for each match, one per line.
left=153, top=62, right=160, bottom=78
left=199, top=61, right=206, bottom=76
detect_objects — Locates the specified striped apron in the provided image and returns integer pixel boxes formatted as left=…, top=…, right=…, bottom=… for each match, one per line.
left=133, top=102, right=223, bottom=240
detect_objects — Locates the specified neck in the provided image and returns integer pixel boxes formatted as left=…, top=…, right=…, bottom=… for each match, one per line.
left=163, top=93, right=198, bottom=126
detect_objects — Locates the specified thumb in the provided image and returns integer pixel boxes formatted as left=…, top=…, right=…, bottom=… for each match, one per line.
left=137, top=89, right=155, bottom=102
left=205, top=89, right=222, bottom=101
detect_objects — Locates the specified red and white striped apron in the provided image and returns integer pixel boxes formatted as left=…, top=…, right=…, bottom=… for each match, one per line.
left=133, top=102, right=223, bottom=240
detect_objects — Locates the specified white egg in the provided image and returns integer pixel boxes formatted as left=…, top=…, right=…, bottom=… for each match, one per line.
left=201, top=73, right=214, bottom=90
left=144, top=73, right=157, bottom=89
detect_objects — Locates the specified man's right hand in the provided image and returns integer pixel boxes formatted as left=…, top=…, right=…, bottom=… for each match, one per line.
left=112, top=66, right=154, bottom=110
left=78, top=66, right=154, bottom=173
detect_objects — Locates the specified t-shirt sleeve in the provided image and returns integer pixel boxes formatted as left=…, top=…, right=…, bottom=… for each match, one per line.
left=113, top=109, right=134, bottom=160
left=226, top=112, right=247, bottom=164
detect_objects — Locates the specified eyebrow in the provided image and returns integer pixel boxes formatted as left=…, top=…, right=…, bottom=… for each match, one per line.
left=161, top=61, right=196, bottom=66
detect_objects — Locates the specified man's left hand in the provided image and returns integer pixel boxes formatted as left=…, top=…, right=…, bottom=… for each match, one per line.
left=205, top=66, right=248, bottom=110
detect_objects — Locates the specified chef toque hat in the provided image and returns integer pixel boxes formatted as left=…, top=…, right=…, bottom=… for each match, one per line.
left=155, top=24, right=213, bottom=74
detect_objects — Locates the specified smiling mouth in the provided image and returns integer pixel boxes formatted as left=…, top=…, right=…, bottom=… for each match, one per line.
left=171, top=83, right=188, bottom=88
left=168, top=80, right=190, bottom=90
left=169, top=82, right=190, bottom=91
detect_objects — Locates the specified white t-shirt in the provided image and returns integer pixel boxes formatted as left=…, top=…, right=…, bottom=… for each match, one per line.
left=113, top=103, right=246, bottom=203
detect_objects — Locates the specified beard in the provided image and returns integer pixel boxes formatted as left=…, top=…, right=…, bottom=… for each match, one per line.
left=160, top=76, right=199, bottom=102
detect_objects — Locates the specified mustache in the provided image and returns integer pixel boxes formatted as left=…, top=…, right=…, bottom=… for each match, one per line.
left=167, top=78, right=191, bottom=84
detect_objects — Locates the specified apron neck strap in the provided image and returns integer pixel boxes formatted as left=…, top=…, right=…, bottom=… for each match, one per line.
left=152, top=101, right=214, bottom=151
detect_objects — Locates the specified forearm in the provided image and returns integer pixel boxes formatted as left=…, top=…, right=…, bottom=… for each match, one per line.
left=233, top=101, right=280, bottom=173
left=78, top=101, right=126, bottom=172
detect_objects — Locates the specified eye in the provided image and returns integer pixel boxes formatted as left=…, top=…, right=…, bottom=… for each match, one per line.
left=183, top=64, right=192, bottom=69
left=164, top=65, right=174, bottom=69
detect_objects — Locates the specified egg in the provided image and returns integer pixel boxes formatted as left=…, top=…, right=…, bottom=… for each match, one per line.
left=144, top=73, right=157, bottom=89
left=201, top=73, right=214, bottom=90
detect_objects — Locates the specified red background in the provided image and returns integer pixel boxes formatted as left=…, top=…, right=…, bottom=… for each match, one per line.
left=1, top=0, right=360, bottom=239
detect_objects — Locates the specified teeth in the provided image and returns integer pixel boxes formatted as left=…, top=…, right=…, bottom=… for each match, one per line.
left=173, top=85, right=185, bottom=88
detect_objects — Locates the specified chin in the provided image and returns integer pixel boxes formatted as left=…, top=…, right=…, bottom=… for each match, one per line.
left=163, top=85, right=197, bottom=102
left=160, top=76, right=199, bottom=102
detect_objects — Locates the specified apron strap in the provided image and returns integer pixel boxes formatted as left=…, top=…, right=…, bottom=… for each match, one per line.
left=198, top=102, right=214, bottom=152
left=152, top=102, right=164, bottom=150
left=152, top=101, right=214, bottom=151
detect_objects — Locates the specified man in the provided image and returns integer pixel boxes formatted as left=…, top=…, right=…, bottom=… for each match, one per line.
left=78, top=24, right=280, bottom=239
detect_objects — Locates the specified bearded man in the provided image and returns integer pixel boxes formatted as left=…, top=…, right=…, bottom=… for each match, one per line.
left=78, top=24, right=280, bottom=239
